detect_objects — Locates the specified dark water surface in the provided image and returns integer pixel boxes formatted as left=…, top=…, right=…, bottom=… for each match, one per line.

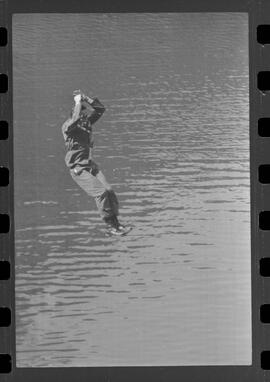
left=13, top=13, right=251, bottom=366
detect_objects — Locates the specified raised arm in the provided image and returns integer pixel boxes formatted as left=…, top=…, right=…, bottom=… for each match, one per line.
left=62, top=94, right=82, bottom=137
left=82, top=95, right=106, bottom=125
left=70, top=95, right=82, bottom=123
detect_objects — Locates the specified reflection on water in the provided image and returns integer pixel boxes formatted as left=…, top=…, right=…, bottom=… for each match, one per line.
left=13, top=13, right=251, bottom=366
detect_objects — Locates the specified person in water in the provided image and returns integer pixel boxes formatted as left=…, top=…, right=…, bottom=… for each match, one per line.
left=62, top=90, right=129, bottom=235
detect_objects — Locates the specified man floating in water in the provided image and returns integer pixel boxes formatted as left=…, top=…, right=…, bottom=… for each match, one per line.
left=62, top=90, right=130, bottom=235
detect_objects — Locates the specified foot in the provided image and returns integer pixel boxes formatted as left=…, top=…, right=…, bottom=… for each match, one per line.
left=106, top=226, right=125, bottom=236
left=117, top=224, right=132, bottom=235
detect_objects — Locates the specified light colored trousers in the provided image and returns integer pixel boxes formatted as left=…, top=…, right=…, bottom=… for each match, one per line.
left=70, top=164, right=119, bottom=220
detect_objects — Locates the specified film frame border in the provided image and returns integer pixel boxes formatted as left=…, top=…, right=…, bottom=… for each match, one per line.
left=0, top=0, right=269, bottom=380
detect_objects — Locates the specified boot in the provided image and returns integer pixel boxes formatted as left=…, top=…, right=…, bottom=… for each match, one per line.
left=113, top=216, right=132, bottom=235
left=104, top=215, right=131, bottom=236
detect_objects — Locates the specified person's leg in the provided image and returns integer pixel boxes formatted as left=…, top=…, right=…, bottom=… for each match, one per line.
left=95, top=171, right=112, bottom=191
left=95, top=190, right=131, bottom=234
left=95, top=189, right=119, bottom=225
left=89, top=164, right=131, bottom=234
left=89, top=161, right=120, bottom=224
left=70, top=168, right=106, bottom=198
left=70, top=167, right=120, bottom=229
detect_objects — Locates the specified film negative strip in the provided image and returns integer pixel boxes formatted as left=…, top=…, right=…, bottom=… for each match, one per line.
left=0, top=0, right=12, bottom=375
left=1, top=0, right=270, bottom=380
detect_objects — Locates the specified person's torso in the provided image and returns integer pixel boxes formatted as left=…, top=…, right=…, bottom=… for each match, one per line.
left=63, top=117, right=94, bottom=168
left=65, top=117, right=93, bottom=149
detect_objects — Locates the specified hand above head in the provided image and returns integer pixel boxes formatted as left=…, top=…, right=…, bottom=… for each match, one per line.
left=81, top=93, right=94, bottom=104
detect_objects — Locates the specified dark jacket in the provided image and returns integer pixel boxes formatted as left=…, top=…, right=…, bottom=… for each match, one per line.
left=62, top=98, right=105, bottom=169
